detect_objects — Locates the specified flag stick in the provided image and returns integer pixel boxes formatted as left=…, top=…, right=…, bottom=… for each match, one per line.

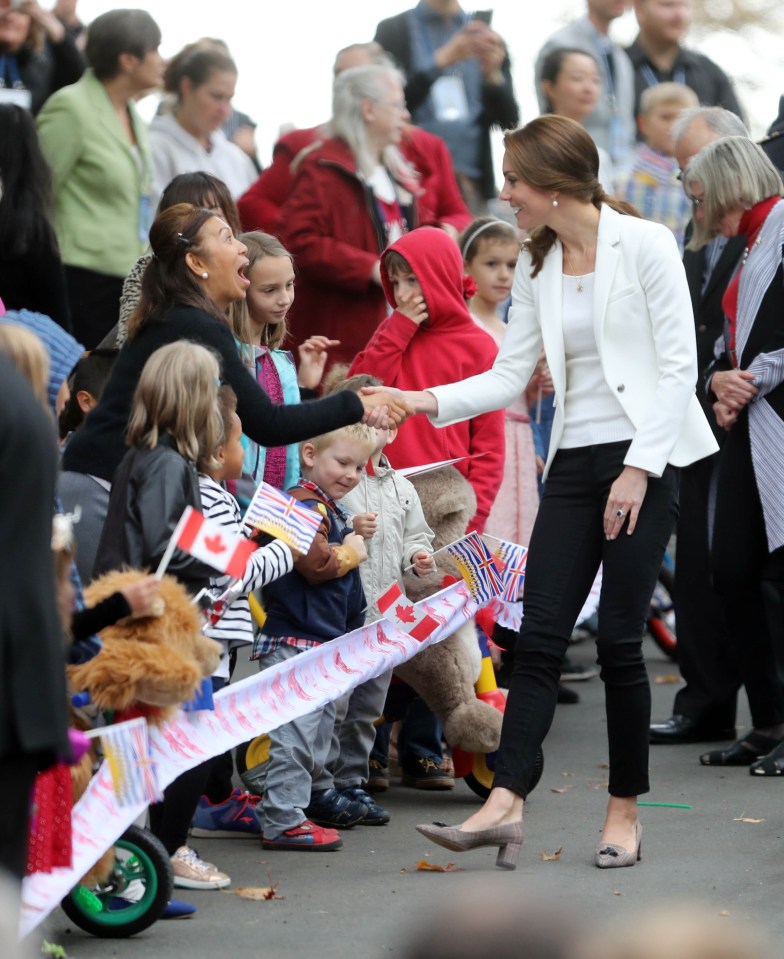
left=154, top=538, right=178, bottom=580
left=401, top=531, right=474, bottom=573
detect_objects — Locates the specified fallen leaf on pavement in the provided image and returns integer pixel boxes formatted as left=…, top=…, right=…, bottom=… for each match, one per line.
left=733, top=817, right=765, bottom=823
left=550, top=786, right=573, bottom=794
left=561, top=771, right=575, bottom=777
left=411, top=860, right=463, bottom=872
left=654, top=674, right=681, bottom=684
left=719, top=910, right=730, bottom=917
left=540, top=847, right=563, bottom=861
left=597, top=761, right=609, bottom=769
left=227, top=885, right=283, bottom=901
left=613, top=890, right=624, bottom=897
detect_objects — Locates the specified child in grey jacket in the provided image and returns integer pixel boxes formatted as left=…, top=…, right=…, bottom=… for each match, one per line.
left=312, top=373, right=435, bottom=824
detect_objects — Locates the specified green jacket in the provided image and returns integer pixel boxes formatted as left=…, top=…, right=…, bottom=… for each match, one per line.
left=36, top=70, right=152, bottom=278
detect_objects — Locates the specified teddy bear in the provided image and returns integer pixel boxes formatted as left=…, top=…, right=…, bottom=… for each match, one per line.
left=393, top=466, right=503, bottom=755
left=68, top=568, right=221, bottom=723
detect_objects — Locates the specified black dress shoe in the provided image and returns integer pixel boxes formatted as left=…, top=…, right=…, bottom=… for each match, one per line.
left=649, top=715, right=736, bottom=745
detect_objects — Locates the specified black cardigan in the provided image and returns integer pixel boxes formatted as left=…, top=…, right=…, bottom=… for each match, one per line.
left=62, top=305, right=364, bottom=482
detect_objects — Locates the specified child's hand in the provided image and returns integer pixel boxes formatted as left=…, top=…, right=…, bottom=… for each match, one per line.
left=344, top=532, right=368, bottom=563
left=411, top=551, right=435, bottom=577
left=121, top=575, right=161, bottom=617
left=297, top=335, right=340, bottom=390
left=352, top=512, right=378, bottom=540
left=396, top=291, right=429, bottom=326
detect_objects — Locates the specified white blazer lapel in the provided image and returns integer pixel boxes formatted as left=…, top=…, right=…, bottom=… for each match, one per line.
left=592, top=206, right=621, bottom=353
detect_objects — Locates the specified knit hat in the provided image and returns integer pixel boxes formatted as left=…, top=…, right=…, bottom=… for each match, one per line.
left=0, top=310, right=84, bottom=412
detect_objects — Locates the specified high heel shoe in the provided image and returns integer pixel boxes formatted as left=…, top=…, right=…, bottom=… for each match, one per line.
left=594, top=821, right=642, bottom=869
left=415, top=821, right=523, bottom=870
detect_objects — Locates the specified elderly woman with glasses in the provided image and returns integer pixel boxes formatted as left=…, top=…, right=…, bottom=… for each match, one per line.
left=278, top=63, right=421, bottom=370
left=683, top=136, right=784, bottom=776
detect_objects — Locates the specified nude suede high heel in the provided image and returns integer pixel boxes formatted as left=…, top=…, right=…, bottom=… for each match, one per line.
left=594, top=821, right=642, bottom=869
left=415, top=821, right=523, bottom=870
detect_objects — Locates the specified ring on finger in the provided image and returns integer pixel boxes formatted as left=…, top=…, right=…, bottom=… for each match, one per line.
left=615, top=509, right=625, bottom=518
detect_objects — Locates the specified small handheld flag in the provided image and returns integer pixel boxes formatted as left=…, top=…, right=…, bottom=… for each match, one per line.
left=243, top=481, right=322, bottom=554
left=376, top=582, right=441, bottom=643
left=445, top=531, right=504, bottom=605
left=158, top=506, right=257, bottom=579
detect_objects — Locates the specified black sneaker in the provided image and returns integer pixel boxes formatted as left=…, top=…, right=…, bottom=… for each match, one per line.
left=365, top=758, right=390, bottom=793
left=400, top=756, right=455, bottom=790
left=306, top=787, right=368, bottom=828
left=337, top=786, right=390, bottom=825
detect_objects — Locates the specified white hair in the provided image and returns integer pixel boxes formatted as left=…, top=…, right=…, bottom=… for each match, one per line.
left=671, top=106, right=749, bottom=147
left=331, top=64, right=414, bottom=182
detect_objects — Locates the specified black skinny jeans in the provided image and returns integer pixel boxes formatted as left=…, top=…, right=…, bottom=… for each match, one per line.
left=493, top=441, right=678, bottom=799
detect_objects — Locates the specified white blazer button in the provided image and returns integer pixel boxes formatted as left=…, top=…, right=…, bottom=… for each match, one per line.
left=617, top=384, right=625, bottom=392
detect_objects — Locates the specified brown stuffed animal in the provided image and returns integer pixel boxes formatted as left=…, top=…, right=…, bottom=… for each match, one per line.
left=394, top=467, right=503, bottom=755
left=69, top=569, right=221, bottom=723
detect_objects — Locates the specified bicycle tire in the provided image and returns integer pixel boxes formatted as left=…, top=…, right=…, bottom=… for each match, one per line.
left=61, top=825, right=173, bottom=938
left=648, top=565, right=678, bottom=661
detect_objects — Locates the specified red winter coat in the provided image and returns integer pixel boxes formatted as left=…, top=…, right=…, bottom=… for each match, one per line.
left=238, top=125, right=471, bottom=236
left=276, top=136, right=418, bottom=369
left=350, top=227, right=505, bottom=532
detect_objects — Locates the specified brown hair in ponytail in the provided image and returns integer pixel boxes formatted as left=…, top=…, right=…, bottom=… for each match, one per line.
left=503, top=116, right=640, bottom=278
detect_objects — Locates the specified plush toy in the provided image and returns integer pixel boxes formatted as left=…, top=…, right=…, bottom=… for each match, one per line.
left=69, top=569, right=221, bottom=723
left=394, top=467, right=503, bottom=755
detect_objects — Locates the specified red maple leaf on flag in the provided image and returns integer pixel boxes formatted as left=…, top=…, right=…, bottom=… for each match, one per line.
left=204, top=534, right=226, bottom=554
left=395, top=603, right=416, bottom=623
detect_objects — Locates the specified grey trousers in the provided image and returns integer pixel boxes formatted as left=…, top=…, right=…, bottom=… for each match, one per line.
left=257, top=644, right=337, bottom=839
left=312, top=669, right=393, bottom=791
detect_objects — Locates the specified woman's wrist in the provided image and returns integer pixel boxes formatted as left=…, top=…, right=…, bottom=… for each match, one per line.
left=406, top=389, right=438, bottom=416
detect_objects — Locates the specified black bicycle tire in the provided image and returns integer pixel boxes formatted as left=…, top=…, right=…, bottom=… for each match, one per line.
left=61, top=825, right=173, bottom=938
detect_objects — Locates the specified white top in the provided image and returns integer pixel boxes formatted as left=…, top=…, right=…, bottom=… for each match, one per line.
left=426, top=205, right=718, bottom=479
left=148, top=113, right=257, bottom=208
left=560, top=273, right=634, bottom=449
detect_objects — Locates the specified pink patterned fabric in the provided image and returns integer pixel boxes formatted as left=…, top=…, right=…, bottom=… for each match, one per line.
left=257, top=349, right=287, bottom=489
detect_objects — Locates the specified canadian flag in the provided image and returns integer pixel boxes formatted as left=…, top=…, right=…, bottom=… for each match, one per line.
left=170, top=506, right=257, bottom=578
left=376, top=582, right=441, bottom=643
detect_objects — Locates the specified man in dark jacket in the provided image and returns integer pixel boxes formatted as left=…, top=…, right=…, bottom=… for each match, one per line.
left=759, top=95, right=784, bottom=174
left=374, top=0, right=519, bottom=208
left=626, top=0, right=742, bottom=125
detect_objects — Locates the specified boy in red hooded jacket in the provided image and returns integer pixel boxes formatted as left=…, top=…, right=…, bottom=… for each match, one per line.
left=350, top=227, right=504, bottom=533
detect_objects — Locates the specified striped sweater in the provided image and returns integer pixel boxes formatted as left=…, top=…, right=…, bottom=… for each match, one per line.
left=198, top=473, right=294, bottom=677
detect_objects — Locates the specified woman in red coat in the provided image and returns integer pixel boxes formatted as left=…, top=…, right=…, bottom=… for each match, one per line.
left=278, top=64, right=420, bottom=370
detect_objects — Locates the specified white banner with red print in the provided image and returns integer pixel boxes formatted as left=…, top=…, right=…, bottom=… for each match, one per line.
left=19, top=580, right=476, bottom=937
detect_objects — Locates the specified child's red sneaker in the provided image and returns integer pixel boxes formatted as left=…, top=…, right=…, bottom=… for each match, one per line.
left=261, top=819, right=343, bottom=851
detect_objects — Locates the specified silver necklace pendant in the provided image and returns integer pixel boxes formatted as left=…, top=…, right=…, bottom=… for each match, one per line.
left=576, top=278, right=584, bottom=293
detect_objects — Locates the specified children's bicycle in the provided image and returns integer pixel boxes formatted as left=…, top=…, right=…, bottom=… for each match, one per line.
left=60, top=824, right=173, bottom=938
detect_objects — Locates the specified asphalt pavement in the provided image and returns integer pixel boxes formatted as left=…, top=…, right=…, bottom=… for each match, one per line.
left=39, top=635, right=784, bottom=959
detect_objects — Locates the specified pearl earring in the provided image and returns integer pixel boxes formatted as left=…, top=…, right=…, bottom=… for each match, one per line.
left=201, top=272, right=209, bottom=279
left=551, top=196, right=559, bottom=207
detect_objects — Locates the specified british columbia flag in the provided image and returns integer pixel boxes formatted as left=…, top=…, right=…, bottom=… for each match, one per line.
left=445, top=531, right=504, bottom=605
left=491, top=538, right=528, bottom=603
left=100, top=718, right=162, bottom=807
left=243, top=480, right=322, bottom=554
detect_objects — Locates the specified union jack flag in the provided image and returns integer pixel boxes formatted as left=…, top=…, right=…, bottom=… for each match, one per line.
left=243, top=480, right=322, bottom=554
left=491, top=538, right=528, bottom=603
left=445, top=531, right=504, bottom=605
left=100, top=718, right=162, bottom=807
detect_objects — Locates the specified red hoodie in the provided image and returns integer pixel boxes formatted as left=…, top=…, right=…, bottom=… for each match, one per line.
left=349, top=227, right=505, bottom=532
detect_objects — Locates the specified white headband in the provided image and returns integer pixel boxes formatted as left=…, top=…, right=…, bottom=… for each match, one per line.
left=460, top=219, right=518, bottom=258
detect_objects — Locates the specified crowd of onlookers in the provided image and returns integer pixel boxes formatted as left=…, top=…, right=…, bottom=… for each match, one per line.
left=2, top=0, right=784, bottom=948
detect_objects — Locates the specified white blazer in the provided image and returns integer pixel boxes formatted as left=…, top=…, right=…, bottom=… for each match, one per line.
left=430, top=205, right=718, bottom=478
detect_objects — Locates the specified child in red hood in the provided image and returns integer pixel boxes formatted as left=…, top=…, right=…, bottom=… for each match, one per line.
left=349, top=227, right=504, bottom=533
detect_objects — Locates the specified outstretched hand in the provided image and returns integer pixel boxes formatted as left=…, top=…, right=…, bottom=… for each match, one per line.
left=358, top=388, right=414, bottom=428
left=360, top=385, right=438, bottom=418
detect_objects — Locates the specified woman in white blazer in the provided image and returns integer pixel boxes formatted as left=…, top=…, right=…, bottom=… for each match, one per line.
left=400, top=116, right=718, bottom=870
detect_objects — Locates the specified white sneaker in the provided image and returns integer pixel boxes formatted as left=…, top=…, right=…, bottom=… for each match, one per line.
left=171, top=846, right=231, bottom=890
